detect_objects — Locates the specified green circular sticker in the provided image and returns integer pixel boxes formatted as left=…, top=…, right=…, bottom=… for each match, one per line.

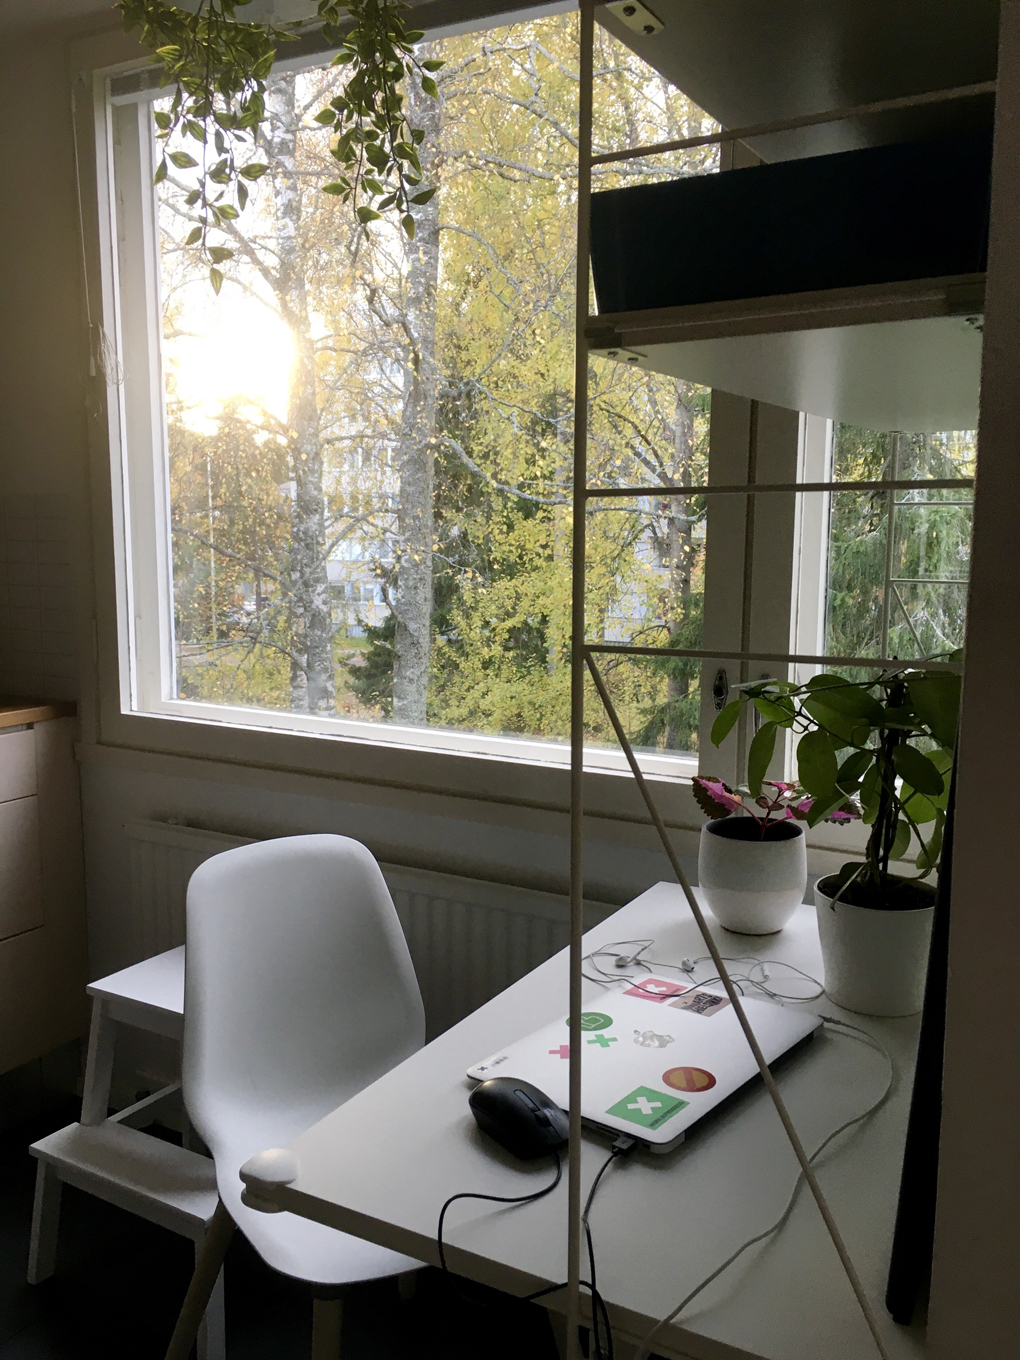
left=569, top=1012, right=613, bottom=1032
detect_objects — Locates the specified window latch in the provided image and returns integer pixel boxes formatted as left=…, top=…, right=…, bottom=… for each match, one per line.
left=712, top=669, right=729, bottom=712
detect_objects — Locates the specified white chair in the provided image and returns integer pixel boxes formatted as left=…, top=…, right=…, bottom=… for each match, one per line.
left=165, top=833, right=426, bottom=1360
left=28, top=946, right=226, bottom=1360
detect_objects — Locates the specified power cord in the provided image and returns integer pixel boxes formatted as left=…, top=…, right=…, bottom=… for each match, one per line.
left=631, top=1019, right=895, bottom=1360
left=583, top=938, right=824, bottom=1003
left=437, top=1136, right=636, bottom=1360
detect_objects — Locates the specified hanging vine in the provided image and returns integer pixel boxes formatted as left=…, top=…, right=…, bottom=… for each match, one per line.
left=117, top=1, right=442, bottom=290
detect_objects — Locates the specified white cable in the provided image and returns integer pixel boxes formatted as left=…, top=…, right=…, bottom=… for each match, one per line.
left=632, top=1022, right=895, bottom=1360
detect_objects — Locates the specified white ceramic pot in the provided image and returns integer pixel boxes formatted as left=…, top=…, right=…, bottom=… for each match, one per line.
left=698, top=818, right=807, bottom=935
left=814, top=877, right=935, bottom=1017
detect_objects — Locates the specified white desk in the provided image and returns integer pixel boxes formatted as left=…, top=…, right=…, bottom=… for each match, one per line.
left=262, top=883, right=925, bottom=1360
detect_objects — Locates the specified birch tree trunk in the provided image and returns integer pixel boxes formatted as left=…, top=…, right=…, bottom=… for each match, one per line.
left=665, top=380, right=697, bottom=749
left=266, top=73, right=335, bottom=713
left=392, top=63, right=442, bottom=725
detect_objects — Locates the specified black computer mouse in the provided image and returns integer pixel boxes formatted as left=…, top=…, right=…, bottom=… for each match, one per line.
left=469, top=1077, right=569, bottom=1160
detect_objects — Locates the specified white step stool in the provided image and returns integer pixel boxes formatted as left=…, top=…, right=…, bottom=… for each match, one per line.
left=28, top=947, right=225, bottom=1360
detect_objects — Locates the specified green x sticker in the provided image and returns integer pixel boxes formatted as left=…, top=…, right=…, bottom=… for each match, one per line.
left=606, top=1085, right=688, bottom=1130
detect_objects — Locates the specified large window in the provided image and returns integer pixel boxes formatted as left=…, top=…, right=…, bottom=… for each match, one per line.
left=102, top=12, right=974, bottom=777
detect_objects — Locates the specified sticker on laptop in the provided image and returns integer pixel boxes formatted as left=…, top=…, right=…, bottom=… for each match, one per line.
left=586, top=1033, right=618, bottom=1048
left=473, top=1053, right=510, bottom=1073
left=548, top=1044, right=571, bottom=1059
left=662, top=1066, right=717, bottom=1093
left=668, top=989, right=731, bottom=1017
left=633, top=1029, right=674, bottom=1048
left=606, top=1085, right=689, bottom=1130
left=570, top=1012, right=614, bottom=1031
left=623, top=979, right=687, bottom=1004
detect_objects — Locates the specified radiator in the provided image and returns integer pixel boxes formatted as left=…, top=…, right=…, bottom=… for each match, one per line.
left=124, top=820, right=612, bottom=1037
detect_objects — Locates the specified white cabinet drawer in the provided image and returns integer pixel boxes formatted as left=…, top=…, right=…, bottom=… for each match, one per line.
left=0, top=795, right=43, bottom=939
left=0, top=926, right=47, bottom=1072
left=0, top=728, right=36, bottom=802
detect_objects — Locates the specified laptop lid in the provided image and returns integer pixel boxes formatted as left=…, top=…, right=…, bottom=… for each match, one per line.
left=467, top=980, right=821, bottom=1151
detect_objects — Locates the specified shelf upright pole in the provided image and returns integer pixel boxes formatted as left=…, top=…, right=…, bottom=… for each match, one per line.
left=568, top=1, right=595, bottom=1356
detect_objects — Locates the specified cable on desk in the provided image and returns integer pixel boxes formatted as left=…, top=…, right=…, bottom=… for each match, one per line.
left=631, top=1021, right=895, bottom=1360
left=437, top=1152, right=563, bottom=1274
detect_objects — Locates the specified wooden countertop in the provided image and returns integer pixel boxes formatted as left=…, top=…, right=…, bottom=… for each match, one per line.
left=0, top=699, right=76, bottom=730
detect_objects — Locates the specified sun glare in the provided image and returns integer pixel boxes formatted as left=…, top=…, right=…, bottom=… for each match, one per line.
left=164, top=288, right=295, bottom=433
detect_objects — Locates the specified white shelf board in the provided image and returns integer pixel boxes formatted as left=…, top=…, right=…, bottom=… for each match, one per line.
left=589, top=274, right=984, bottom=431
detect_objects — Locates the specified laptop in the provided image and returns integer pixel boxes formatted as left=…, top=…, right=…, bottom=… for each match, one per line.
left=466, top=977, right=821, bottom=1152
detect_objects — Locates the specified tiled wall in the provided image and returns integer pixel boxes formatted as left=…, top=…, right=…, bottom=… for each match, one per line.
left=0, top=494, right=78, bottom=701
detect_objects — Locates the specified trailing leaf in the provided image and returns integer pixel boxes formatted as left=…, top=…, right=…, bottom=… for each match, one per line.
left=746, top=721, right=777, bottom=796
left=710, top=699, right=740, bottom=747
left=691, top=776, right=744, bottom=819
left=796, top=728, right=838, bottom=798
left=891, top=743, right=945, bottom=797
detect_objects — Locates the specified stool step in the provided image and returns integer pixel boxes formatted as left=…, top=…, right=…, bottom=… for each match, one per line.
left=30, top=1122, right=218, bottom=1240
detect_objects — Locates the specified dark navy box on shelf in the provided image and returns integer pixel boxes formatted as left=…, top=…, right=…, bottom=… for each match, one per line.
left=590, top=131, right=993, bottom=316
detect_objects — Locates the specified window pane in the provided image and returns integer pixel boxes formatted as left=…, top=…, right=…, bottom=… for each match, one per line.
left=825, top=425, right=974, bottom=664
left=156, top=13, right=716, bottom=756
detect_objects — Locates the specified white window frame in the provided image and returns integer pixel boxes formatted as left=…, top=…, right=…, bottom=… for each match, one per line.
left=89, top=36, right=839, bottom=802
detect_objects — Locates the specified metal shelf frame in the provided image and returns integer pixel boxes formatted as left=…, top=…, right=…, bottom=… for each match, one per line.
left=563, top=6, right=985, bottom=1355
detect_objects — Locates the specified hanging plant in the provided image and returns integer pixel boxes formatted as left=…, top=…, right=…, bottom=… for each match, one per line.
left=116, top=0, right=442, bottom=289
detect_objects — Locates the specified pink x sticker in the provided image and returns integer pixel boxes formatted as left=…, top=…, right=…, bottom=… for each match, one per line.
left=624, top=979, right=687, bottom=1003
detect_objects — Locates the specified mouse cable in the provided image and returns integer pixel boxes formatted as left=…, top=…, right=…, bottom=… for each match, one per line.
left=631, top=1020, right=894, bottom=1360
left=437, top=1151, right=563, bottom=1274
left=583, top=1138, right=635, bottom=1360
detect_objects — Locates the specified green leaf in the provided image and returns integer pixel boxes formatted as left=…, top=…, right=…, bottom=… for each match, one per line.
left=356, top=205, right=382, bottom=224
left=153, top=110, right=172, bottom=130
left=209, top=267, right=224, bottom=294
left=321, top=182, right=346, bottom=195
left=238, top=162, right=269, bottom=180
left=710, top=700, right=740, bottom=747
left=185, top=226, right=202, bottom=246
left=753, top=694, right=795, bottom=725
left=836, top=749, right=873, bottom=790
left=153, top=158, right=168, bottom=185
left=908, top=673, right=962, bottom=749
left=207, top=246, right=233, bottom=264
left=409, top=187, right=437, bottom=205
left=402, top=213, right=416, bottom=239
left=797, top=729, right=838, bottom=799
left=892, top=744, right=945, bottom=797
left=237, top=181, right=248, bottom=211
left=216, top=204, right=239, bottom=220
left=314, top=109, right=337, bottom=125
left=889, top=819, right=912, bottom=860
left=860, top=761, right=882, bottom=825
left=916, top=810, right=945, bottom=874
left=420, top=74, right=439, bottom=97
left=185, top=189, right=201, bottom=206
left=168, top=151, right=199, bottom=169
left=804, top=682, right=884, bottom=725
left=421, top=58, right=445, bottom=71
left=746, top=721, right=777, bottom=797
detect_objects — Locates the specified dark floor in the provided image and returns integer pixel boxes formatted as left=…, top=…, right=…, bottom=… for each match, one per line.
left=0, top=1102, right=559, bottom=1359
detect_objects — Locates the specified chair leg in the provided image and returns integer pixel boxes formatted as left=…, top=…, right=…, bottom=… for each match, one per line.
left=196, top=1240, right=226, bottom=1360
left=81, top=997, right=117, bottom=1126
left=311, top=1297, right=342, bottom=1360
left=164, top=1201, right=234, bottom=1360
left=27, top=1161, right=62, bottom=1284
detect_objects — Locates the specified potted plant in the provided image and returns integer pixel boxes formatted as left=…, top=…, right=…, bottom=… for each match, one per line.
left=710, top=661, right=961, bottom=1015
left=692, top=777, right=816, bottom=935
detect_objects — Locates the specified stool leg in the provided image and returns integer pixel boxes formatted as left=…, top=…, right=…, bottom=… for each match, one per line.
left=165, top=1201, right=234, bottom=1360
left=196, top=1243, right=226, bottom=1360
left=311, top=1297, right=342, bottom=1360
left=27, top=1161, right=62, bottom=1284
left=81, top=998, right=117, bottom=1126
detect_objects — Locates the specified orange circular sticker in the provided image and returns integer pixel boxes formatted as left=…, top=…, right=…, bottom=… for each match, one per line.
left=662, top=1066, right=716, bottom=1093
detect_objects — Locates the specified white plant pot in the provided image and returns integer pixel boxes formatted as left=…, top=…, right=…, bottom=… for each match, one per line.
left=698, top=818, right=807, bottom=935
left=814, top=878, right=935, bottom=1017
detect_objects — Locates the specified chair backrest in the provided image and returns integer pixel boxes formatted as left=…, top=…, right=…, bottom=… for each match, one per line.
left=183, top=834, right=425, bottom=1160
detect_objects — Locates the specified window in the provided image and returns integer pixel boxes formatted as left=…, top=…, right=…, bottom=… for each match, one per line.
left=100, top=12, right=974, bottom=782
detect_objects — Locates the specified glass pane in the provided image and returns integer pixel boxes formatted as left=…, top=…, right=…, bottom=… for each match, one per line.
left=584, top=654, right=703, bottom=760
left=825, top=424, right=974, bottom=664
left=156, top=13, right=716, bottom=755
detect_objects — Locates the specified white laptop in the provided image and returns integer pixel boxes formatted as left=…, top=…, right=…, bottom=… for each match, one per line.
left=467, top=977, right=821, bottom=1152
